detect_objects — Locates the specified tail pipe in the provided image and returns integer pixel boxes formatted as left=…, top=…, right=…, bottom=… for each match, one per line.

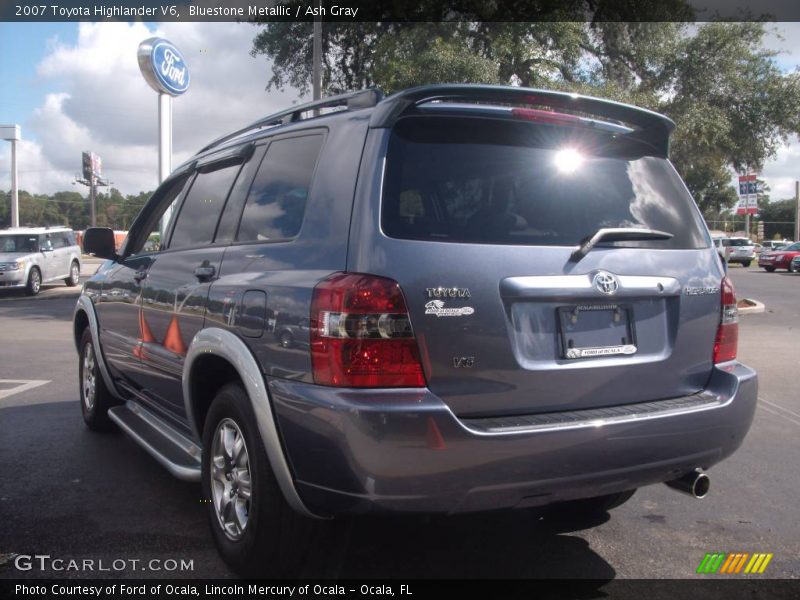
left=665, top=471, right=710, bottom=499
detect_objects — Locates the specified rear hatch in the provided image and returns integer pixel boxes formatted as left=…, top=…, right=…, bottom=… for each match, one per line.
left=350, top=106, right=722, bottom=417
left=725, top=238, right=755, bottom=259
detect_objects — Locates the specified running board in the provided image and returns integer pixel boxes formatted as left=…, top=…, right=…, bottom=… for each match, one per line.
left=108, top=401, right=201, bottom=482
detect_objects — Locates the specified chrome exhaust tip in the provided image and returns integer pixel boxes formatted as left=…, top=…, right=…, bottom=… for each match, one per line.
left=665, top=471, right=710, bottom=499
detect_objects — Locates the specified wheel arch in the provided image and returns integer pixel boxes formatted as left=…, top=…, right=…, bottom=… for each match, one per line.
left=74, top=296, right=123, bottom=400
left=183, top=327, right=320, bottom=519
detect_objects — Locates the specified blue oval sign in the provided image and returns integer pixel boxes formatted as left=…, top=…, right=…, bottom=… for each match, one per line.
left=137, top=37, right=190, bottom=96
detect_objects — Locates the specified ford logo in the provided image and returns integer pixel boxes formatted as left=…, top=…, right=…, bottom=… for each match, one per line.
left=137, top=37, right=190, bottom=97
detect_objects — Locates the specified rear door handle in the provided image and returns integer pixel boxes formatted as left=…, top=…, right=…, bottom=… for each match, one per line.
left=133, top=269, right=148, bottom=282
left=194, top=265, right=216, bottom=281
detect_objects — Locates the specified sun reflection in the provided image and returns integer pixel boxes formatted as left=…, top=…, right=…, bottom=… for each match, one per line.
left=554, top=148, right=584, bottom=174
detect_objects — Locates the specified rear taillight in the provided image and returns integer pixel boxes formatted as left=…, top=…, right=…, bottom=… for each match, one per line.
left=310, top=273, right=426, bottom=388
left=713, top=276, right=738, bottom=364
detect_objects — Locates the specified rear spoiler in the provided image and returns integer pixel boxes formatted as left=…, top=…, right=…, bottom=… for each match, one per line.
left=369, top=84, right=675, bottom=157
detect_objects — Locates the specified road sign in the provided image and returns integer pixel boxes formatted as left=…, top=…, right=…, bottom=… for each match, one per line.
left=736, top=174, right=758, bottom=215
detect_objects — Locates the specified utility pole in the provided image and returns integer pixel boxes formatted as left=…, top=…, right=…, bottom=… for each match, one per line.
left=795, top=181, right=799, bottom=242
left=313, top=0, right=322, bottom=101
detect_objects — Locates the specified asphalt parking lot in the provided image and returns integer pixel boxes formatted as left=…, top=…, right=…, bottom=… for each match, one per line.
left=0, top=264, right=798, bottom=580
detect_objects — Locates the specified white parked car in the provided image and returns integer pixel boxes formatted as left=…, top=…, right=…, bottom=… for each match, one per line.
left=713, top=236, right=756, bottom=267
left=0, top=227, right=82, bottom=295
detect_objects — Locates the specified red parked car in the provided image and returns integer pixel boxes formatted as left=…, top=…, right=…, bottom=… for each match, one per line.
left=758, top=241, right=800, bottom=272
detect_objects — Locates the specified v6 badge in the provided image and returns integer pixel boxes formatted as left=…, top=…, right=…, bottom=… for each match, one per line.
left=453, top=356, right=475, bottom=369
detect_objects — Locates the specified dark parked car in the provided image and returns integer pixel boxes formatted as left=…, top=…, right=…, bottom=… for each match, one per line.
left=75, top=85, right=757, bottom=576
left=758, top=241, right=800, bottom=272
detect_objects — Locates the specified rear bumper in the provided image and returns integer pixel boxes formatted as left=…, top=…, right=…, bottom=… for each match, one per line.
left=269, top=363, right=757, bottom=516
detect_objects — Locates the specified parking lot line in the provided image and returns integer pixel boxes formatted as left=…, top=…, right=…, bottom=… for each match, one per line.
left=759, top=397, right=800, bottom=421
left=0, top=379, right=50, bottom=401
left=758, top=403, right=800, bottom=428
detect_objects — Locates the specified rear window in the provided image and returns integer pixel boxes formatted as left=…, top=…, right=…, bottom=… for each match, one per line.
left=382, top=117, right=708, bottom=249
left=724, top=238, right=752, bottom=247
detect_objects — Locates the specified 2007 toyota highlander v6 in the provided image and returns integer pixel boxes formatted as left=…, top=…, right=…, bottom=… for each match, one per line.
left=75, top=85, right=757, bottom=576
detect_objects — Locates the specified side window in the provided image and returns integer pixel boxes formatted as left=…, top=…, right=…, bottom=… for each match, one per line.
left=126, top=178, right=188, bottom=257
left=41, top=235, right=53, bottom=251
left=52, top=233, right=69, bottom=249
left=169, top=164, right=240, bottom=250
left=236, top=135, right=324, bottom=243
left=65, top=232, right=77, bottom=246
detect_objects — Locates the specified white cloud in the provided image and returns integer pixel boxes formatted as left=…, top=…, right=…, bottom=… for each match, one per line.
left=758, top=135, right=800, bottom=201
left=1, top=21, right=298, bottom=196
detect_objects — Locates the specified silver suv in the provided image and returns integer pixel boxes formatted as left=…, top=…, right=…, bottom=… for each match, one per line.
left=719, top=237, right=756, bottom=267
left=0, top=227, right=81, bottom=295
left=76, top=85, right=757, bottom=576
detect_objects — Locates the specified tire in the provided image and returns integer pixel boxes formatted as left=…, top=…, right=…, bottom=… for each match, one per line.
left=65, top=261, right=80, bottom=286
left=742, top=260, right=751, bottom=268
left=278, top=331, right=293, bottom=349
left=25, top=267, right=42, bottom=296
left=549, top=489, right=637, bottom=517
left=788, top=262, right=798, bottom=273
left=201, top=382, right=314, bottom=577
left=78, top=328, right=119, bottom=432
left=764, top=267, right=776, bottom=273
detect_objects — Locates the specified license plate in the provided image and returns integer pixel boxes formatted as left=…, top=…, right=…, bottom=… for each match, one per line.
left=558, top=304, right=637, bottom=360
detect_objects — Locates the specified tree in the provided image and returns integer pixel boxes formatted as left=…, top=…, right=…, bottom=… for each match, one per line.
left=758, top=199, right=797, bottom=240
left=0, top=188, right=152, bottom=230
left=252, top=16, right=800, bottom=215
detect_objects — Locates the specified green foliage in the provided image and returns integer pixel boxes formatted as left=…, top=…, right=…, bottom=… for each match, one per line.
left=1, top=188, right=152, bottom=230
left=758, top=198, right=798, bottom=240
left=252, top=15, right=800, bottom=216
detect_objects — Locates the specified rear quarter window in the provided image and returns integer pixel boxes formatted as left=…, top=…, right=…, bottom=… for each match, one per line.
left=382, top=117, right=708, bottom=249
left=236, top=134, right=324, bottom=243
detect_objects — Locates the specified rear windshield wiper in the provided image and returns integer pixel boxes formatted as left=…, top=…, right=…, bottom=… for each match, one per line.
left=569, top=227, right=674, bottom=262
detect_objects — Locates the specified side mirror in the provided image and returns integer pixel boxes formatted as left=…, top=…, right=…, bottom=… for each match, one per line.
left=83, top=227, right=118, bottom=260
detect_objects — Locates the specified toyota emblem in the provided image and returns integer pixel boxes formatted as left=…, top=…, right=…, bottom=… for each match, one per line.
left=593, top=271, right=619, bottom=295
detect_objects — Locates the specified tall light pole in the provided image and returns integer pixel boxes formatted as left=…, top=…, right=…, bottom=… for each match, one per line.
left=1, top=124, right=21, bottom=227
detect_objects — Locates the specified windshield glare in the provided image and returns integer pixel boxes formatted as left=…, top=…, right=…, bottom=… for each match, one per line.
left=0, top=235, right=39, bottom=253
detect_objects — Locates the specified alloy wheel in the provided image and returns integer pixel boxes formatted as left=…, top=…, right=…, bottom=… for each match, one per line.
left=82, top=343, right=96, bottom=411
left=210, top=418, right=252, bottom=541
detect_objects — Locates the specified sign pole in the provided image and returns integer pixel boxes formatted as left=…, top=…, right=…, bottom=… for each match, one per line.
left=90, top=174, right=96, bottom=227
left=158, top=92, right=173, bottom=232
left=10, top=138, right=18, bottom=227
left=138, top=37, right=188, bottom=238
left=744, top=175, right=750, bottom=239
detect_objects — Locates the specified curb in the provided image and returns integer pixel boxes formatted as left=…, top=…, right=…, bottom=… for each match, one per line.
left=738, top=298, right=765, bottom=315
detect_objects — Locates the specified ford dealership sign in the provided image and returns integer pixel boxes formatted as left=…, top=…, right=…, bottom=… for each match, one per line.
left=137, top=37, right=190, bottom=96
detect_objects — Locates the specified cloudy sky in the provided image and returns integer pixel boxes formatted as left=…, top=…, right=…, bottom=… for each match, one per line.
left=0, top=20, right=298, bottom=196
left=1, top=21, right=800, bottom=200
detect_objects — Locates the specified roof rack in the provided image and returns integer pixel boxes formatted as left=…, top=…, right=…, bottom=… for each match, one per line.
left=368, top=84, right=676, bottom=157
left=199, top=88, right=384, bottom=154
